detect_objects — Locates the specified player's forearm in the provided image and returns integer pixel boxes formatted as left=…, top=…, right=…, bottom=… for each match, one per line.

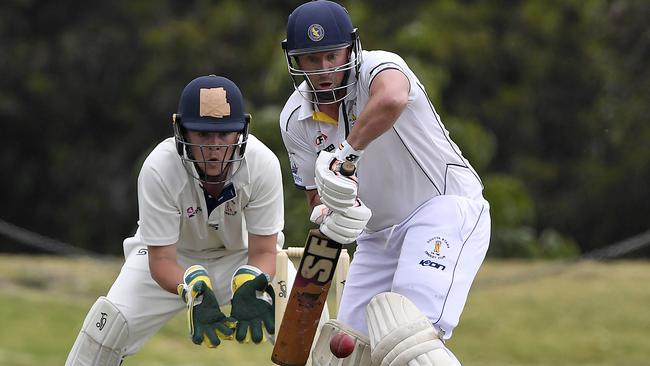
left=148, top=245, right=184, bottom=294
left=347, top=69, right=409, bottom=150
left=306, top=189, right=322, bottom=210
left=247, top=233, right=278, bottom=277
left=347, top=96, right=406, bottom=150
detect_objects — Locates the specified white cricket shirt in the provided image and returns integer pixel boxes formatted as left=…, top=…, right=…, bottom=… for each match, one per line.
left=280, top=50, right=484, bottom=232
left=126, top=135, right=283, bottom=260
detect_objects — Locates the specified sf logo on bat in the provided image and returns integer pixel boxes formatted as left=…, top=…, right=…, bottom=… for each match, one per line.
left=300, top=234, right=339, bottom=284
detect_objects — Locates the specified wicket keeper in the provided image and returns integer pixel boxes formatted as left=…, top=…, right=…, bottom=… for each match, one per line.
left=66, top=75, right=287, bottom=365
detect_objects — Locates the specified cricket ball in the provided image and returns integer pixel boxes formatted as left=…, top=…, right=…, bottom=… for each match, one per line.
left=329, top=332, right=355, bottom=358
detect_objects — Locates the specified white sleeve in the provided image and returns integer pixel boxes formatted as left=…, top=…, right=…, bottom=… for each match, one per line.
left=137, top=163, right=181, bottom=246
left=360, top=51, right=416, bottom=101
left=244, top=150, right=285, bottom=236
left=280, top=120, right=318, bottom=190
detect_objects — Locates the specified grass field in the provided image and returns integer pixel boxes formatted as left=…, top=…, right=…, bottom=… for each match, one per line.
left=0, top=255, right=648, bottom=366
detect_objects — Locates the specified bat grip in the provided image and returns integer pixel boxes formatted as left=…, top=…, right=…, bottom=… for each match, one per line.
left=339, top=161, right=356, bottom=176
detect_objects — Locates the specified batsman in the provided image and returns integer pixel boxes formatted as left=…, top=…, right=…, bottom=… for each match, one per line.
left=277, top=1, right=492, bottom=365
left=65, top=75, right=294, bottom=365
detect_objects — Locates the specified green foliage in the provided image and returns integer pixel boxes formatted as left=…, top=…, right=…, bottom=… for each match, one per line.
left=484, top=175, right=580, bottom=258
left=444, top=116, right=497, bottom=173
left=489, top=227, right=579, bottom=259
left=538, top=228, right=580, bottom=259
left=484, top=175, right=535, bottom=228
left=1, top=0, right=648, bottom=257
left=489, top=226, right=539, bottom=258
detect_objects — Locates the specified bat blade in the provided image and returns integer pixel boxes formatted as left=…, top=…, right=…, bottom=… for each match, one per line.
left=271, top=229, right=342, bottom=366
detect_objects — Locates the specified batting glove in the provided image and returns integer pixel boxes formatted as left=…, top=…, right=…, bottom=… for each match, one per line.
left=178, top=265, right=236, bottom=347
left=230, top=265, right=275, bottom=344
left=315, top=142, right=364, bottom=213
left=310, top=199, right=372, bottom=244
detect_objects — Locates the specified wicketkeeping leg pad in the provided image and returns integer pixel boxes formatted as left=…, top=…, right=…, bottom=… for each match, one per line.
left=65, top=296, right=130, bottom=366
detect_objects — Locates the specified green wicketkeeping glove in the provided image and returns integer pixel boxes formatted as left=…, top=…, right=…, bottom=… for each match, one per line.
left=230, top=265, right=275, bottom=343
left=178, top=265, right=236, bottom=347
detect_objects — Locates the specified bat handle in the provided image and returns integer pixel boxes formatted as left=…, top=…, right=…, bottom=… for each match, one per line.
left=339, top=161, right=356, bottom=176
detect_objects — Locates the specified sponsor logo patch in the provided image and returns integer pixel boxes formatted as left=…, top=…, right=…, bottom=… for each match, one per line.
left=277, top=280, right=288, bottom=299
left=315, top=132, right=328, bottom=146
left=96, top=312, right=108, bottom=331
left=419, top=259, right=446, bottom=271
left=186, top=206, right=203, bottom=218
left=289, top=153, right=302, bottom=184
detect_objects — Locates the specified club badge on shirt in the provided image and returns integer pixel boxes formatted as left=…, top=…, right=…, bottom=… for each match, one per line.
left=425, top=237, right=449, bottom=260
left=225, top=201, right=238, bottom=216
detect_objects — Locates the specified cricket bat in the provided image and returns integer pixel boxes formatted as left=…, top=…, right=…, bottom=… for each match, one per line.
left=272, top=162, right=355, bottom=366
left=272, top=229, right=343, bottom=366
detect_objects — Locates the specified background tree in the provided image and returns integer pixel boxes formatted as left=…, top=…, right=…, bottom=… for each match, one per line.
left=1, top=0, right=647, bottom=257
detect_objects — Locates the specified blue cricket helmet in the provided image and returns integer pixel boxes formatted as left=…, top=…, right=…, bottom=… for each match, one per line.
left=172, top=75, right=250, bottom=185
left=175, top=75, right=248, bottom=133
left=282, top=1, right=362, bottom=104
left=284, top=0, right=355, bottom=56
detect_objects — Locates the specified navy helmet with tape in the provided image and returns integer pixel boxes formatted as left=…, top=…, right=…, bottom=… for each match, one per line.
left=175, top=75, right=248, bottom=132
left=172, top=75, right=250, bottom=184
left=282, top=1, right=362, bottom=104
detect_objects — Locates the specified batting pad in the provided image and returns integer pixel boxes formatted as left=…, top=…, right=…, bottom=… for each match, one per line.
left=311, top=319, right=371, bottom=366
left=66, top=296, right=129, bottom=366
left=366, top=292, right=458, bottom=366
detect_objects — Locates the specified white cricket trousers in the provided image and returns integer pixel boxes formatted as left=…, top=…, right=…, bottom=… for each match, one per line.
left=337, top=195, right=490, bottom=340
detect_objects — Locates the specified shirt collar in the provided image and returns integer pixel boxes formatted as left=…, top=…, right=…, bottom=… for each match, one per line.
left=297, top=81, right=316, bottom=121
left=296, top=78, right=358, bottom=123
